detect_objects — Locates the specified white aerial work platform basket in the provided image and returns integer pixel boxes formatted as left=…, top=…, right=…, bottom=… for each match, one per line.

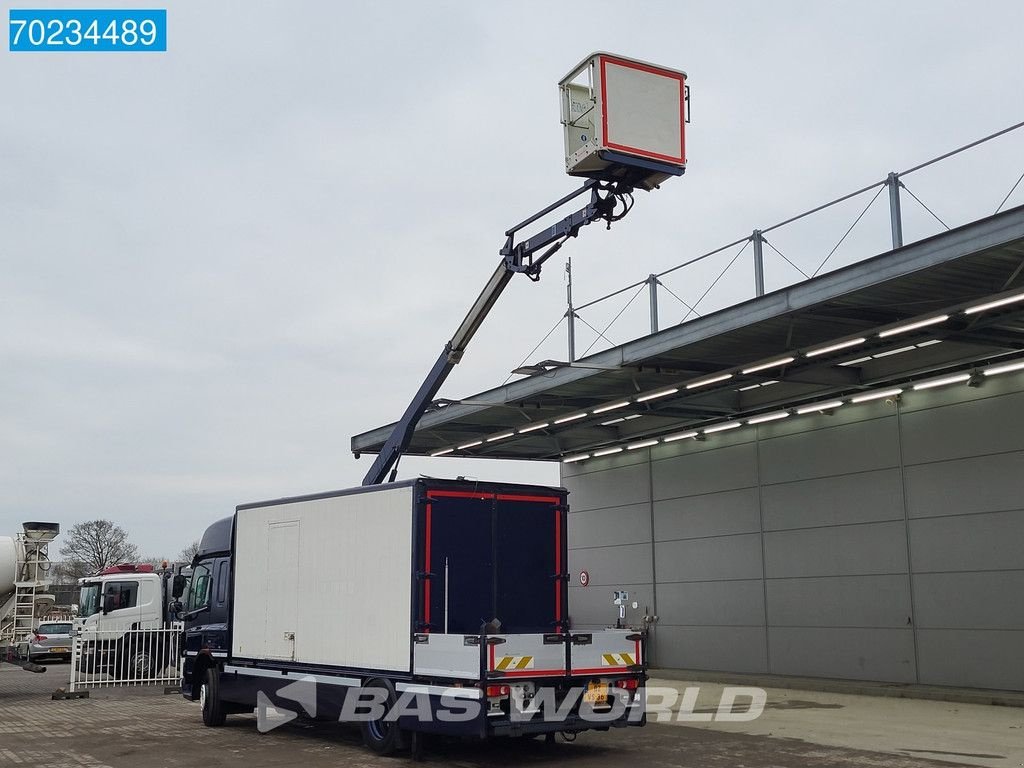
left=559, top=52, right=687, bottom=191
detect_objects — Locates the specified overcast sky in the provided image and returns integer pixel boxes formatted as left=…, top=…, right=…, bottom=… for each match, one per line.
left=2, top=0, right=1023, bottom=559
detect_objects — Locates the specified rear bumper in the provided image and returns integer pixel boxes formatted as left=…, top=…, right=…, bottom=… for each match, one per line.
left=28, top=644, right=72, bottom=658
left=488, top=706, right=645, bottom=737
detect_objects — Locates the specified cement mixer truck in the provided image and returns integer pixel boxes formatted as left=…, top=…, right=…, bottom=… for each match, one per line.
left=1, top=522, right=60, bottom=670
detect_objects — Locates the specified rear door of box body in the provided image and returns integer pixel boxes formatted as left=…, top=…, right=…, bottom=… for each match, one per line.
left=415, top=487, right=567, bottom=639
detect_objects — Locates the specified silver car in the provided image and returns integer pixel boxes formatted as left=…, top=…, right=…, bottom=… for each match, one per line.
left=28, top=621, right=74, bottom=662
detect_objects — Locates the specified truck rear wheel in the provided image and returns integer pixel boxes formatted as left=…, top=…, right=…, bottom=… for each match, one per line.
left=359, top=678, right=406, bottom=755
left=200, top=667, right=226, bottom=727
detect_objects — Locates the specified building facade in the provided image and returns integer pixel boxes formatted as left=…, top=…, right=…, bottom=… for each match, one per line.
left=564, top=373, right=1024, bottom=691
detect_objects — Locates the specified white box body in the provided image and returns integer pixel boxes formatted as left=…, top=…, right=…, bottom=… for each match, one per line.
left=232, top=484, right=414, bottom=672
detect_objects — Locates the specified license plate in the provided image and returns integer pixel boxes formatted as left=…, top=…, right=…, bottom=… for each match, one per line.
left=583, top=682, right=608, bottom=704
left=50, top=647, right=69, bottom=654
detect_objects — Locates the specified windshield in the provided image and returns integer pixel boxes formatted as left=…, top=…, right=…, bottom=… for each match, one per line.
left=186, top=564, right=211, bottom=613
left=79, top=584, right=101, bottom=617
left=37, top=623, right=72, bottom=635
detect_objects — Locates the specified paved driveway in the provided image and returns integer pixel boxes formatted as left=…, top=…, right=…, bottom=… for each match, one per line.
left=0, top=664, right=1005, bottom=768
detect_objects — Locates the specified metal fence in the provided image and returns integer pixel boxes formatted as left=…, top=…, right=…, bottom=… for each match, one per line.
left=507, top=119, right=1024, bottom=375
left=69, top=622, right=183, bottom=692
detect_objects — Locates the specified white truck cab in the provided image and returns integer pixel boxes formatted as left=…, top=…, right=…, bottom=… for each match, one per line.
left=76, top=565, right=165, bottom=632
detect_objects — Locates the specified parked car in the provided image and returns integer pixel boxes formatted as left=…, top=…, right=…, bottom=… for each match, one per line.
left=28, top=622, right=74, bottom=662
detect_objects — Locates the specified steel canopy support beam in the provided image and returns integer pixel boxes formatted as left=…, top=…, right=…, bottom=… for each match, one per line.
left=888, top=172, right=904, bottom=249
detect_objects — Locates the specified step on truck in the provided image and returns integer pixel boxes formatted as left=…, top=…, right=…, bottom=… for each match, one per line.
left=181, top=479, right=646, bottom=754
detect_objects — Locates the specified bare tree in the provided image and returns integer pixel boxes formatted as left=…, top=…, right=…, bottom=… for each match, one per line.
left=58, top=520, right=139, bottom=578
left=178, top=539, right=200, bottom=563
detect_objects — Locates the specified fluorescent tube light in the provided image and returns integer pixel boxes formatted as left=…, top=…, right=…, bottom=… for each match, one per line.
left=703, top=421, right=742, bottom=434
left=636, top=387, right=678, bottom=402
left=796, top=400, right=844, bottom=414
left=840, top=356, right=874, bottom=366
left=624, top=414, right=642, bottom=420
left=601, top=417, right=624, bottom=426
left=457, top=440, right=482, bottom=449
left=685, top=373, right=733, bottom=390
left=563, top=453, right=590, bottom=463
left=742, top=357, right=795, bottom=375
left=592, top=401, right=630, bottom=414
left=806, top=338, right=866, bottom=357
left=627, top=439, right=659, bottom=450
left=913, top=373, right=970, bottom=390
left=851, top=388, right=903, bottom=403
left=430, top=448, right=454, bottom=457
left=878, top=315, right=948, bottom=337
left=486, top=432, right=514, bottom=442
left=663, top=430, right=699, bottom=442
left=554, top=413, right=587, bottom=424
left=593, top=447, right=624, bottom=457
left=873, top=345, right=916, bottom=358
left=965, top=291, right=1024, bottom=314
left=748, top=411, right=789, bottom=424
left=984, top=359, right=1024, bottom=376
left=517, top=422, right=549, bottom=433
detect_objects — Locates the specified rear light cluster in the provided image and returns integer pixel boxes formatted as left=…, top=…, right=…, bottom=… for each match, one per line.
left=486, top=684, right=511, bottom=697
left=34, top=634, right=47, bottom=641
left=615, top=678, right=639, bottom=690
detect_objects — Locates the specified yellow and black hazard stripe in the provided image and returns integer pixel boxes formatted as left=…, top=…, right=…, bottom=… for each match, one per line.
left=494, top=655, right=535, bottom=671
left=601, top=652, right=636, bottom=667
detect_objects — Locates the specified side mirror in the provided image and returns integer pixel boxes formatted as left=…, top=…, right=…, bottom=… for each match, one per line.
left=171, top=574, right=187, bottom=599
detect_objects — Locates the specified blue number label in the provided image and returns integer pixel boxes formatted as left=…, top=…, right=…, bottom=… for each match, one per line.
left=9, top=9, right=166, bottom=51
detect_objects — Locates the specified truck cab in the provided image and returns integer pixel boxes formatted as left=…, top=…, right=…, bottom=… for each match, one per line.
left=180, top=516, right=233, bottom=700
left=76, top=566, right=164, bottom=632
left=74, top=563, right=188, bottom=680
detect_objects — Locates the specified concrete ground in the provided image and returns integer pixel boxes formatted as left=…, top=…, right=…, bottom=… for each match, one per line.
left=647, top=676, right=1024, bottom=768
left=2, top=662, right=1022, bottom=768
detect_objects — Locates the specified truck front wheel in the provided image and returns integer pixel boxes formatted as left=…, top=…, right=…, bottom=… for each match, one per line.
left=359, top=678, right=407, bottom=755
left=200, top=667, right=226, bottom=727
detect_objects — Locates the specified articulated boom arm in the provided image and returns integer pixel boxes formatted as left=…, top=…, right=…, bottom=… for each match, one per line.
left=360, top=179, right=634, bottom=486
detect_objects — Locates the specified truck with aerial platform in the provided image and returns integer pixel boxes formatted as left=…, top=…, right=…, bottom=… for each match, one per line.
left=180, top=52, right=687, bottom=755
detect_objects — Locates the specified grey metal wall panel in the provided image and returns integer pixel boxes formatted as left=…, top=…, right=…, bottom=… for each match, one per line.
left=769, top=627, right=917, bottom=682
left=917, top=629, right=1024, bottom=690
left=653, top=488, right=760, bottom=542
left=901, top=389, right=1024, bottom=464
left=563, top=461, right=649, bottom=512
left=904, top=451, right=1024, bottom=519
left=655, top=533, right=763, bottom=583
left=758, top=416, right=899, bottom=484
left=568, top=582, right=652, bottom=630
left=567, top=542, right=652, bottom=587
left=764, top=521, right=909, bottom=579
left=761, top=469, right=904, bottom=531
left=657, top=579, right=765, bottom=627
left=910, top=509, right=1024, bottom=573
left=561, top=375, right=1024, bottom=691
left=913, top=571, right=1024, bottom=630
left=766, top=575, right=912, bottom=628
left=568, top=503, right=651, bottom=550
left=655, top=625, right=768, bottom=673
left=652, top=443, right=757, bottom=500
